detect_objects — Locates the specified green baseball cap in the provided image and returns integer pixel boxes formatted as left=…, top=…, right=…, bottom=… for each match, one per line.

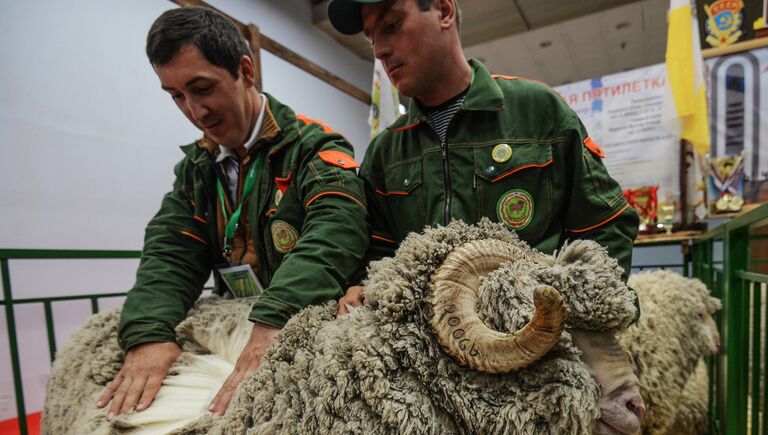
left=327, top=0, right=383, bottom=35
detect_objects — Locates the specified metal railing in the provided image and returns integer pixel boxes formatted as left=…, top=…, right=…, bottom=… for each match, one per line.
left=692, top=203, right=768, bottom=435
left=0, top=249, right=140, bottom=435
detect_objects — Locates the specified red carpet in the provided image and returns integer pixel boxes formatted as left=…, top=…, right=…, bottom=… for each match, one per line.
left=0, top=412, right=41, bottom=435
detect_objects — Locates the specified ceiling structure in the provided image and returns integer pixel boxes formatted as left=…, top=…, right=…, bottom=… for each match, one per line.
left=312, top=0, right=670, bottom=86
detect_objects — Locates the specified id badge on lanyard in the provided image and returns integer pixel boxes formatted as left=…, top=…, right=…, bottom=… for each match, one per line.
left=216, top=152, right=264, bottom=298
left=217, top=264, right=264, bottom=298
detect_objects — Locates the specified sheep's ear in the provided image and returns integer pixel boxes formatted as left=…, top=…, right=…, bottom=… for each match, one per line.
left=707, top=296, right=722, bottom=312
left=555, top=240, right=611, bottom=267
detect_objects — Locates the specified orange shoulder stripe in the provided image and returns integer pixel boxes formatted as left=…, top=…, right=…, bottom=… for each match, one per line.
left=305, top=191, right=366, bottom=210
left=490, top=160, right=553, bottom=183
left=180, top=230, right=208, bottom=244
left=371, top=234, right=396, bottom=244
left=374, top=188, right=410, bottom=196
left=567, top=204, right=630, bottom=234
left=296, top=114, right=335, bottom=134
left=389, top=121, right=422, bottom=132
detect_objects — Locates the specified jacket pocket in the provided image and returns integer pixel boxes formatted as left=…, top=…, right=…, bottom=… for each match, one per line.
left=474, top=142, right=554, bottom=241
left=376, top=160, right=426, bottom=238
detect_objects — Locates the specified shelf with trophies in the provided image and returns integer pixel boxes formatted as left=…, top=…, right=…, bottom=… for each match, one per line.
left=626, top=185, right=706, bottom=246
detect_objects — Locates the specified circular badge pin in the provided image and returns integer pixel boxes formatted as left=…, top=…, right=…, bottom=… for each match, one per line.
left=271, top=220, right=299, bottom=254
left=492, top=143, right=512, bottom=163
left=274, top=189, right=283, bottom=207
left=497, top=189, right=534, bottom=230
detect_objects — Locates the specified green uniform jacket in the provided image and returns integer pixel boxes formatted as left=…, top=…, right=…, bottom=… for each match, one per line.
left=361, top=59, right=639, bottom=279
left=118, top=93, right=368, bottom=351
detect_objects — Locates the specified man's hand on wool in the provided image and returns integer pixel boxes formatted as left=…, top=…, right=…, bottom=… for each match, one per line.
left=97, top=341, right=182, bottom=418
left=337, top=285, right=366, bottom=317
left=209, top=322, right=280, bottom=417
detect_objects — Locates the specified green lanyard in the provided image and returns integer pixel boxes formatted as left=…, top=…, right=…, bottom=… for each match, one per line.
left=217, top=152, right=263, bottom=262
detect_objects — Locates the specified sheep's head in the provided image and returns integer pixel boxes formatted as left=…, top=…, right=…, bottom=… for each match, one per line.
left=365, top=219, right=643, bottom=434
left=629, top=271, right=722, bottom=356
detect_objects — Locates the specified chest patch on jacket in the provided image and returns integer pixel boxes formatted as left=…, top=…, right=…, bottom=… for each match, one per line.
left=317, top=150, right=360, bottom=169
left=497, top=189, right=534, bottom=230
left=275, top=172, right=292, bottom=194
left=272, top=220, right=299, bottom=254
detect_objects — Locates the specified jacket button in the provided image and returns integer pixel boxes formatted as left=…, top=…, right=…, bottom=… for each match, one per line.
left=403, top=178, right=411, bottom=188
left=338, top=159, right=346, bottom=165
left=486, top=165, right=496, bottom=175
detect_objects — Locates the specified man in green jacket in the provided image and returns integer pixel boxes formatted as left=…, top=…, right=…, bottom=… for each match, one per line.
left=328, top=0, right=639, bottom=314
left=97, top=7, right=368, bottom=418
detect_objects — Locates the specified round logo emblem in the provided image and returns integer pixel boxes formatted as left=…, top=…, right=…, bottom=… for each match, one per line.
left=497, top=189, right=534, bottom=230
left=271, top=220, right=299, bottom=254
left=274, top=189, right=283, bottom=207
left=492, top=143, right=512, bottom=163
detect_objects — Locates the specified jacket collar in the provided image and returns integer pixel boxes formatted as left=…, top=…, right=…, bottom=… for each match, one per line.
left=389, top=58, right=505, bottom=131
left=181, top=92, right=300, bottom=164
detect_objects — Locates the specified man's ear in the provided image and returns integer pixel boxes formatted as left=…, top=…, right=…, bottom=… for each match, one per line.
left=437, top=0, right=456, bottom=30
left=239, top=54, right=256, bottom=87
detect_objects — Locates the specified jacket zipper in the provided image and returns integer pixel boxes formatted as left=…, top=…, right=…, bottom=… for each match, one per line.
left=441, top=142, right=452, bottom=225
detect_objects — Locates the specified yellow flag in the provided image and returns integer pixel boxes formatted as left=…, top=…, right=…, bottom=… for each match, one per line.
left=664, top=0, right=711, bottom=155
left=369, top=59, right=400, bottom=138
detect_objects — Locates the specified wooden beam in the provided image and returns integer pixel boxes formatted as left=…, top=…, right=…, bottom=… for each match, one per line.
left=168, top=0, right=371, bottom=104
left=702, top=37, right=768, bottom=59
left=246, top=24, right=262, bottom=92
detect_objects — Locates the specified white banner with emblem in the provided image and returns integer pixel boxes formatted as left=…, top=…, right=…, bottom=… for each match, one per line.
left=554, top=64, right=681, bottom=201
left=705, top=47, right=768, bottom=203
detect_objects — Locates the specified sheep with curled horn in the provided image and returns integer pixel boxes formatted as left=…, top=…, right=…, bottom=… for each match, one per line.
left=44, top=219, right=645, bottom=434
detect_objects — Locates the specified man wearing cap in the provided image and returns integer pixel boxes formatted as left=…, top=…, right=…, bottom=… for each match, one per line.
left=96, top=7, right=368, bottom=418
left=329, top=0, right=639, bottom=314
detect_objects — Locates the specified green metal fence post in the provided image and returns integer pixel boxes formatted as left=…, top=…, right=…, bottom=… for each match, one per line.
left=43, top=301, right=56, bottom=362
left=725, top=226, right=749, bottom=435
left=1, top=259, right=28, bottom=435
left=750, top=280, right=760, bottom=434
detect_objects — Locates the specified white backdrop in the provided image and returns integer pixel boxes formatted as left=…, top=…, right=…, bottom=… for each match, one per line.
left=0, top=0, right=372, bottom=421
left=554, top=64, right=681, bottom=200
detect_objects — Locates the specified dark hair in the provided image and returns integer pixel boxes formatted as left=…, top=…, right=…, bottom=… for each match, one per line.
left=416, top=0, right=461, bottom=32
left=146, top=7, right=251, bottom=79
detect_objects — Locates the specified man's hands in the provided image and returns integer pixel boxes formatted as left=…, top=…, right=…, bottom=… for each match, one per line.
left=336, top=285, right=366, bottom=317
left=208, top=322, right=280, bottom=417
left=97, top=341, right=181, bottom=418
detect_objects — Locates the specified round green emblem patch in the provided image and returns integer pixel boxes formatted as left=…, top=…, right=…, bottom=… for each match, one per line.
left=271, top=220, right=299, bottom=254
left=497, top=189, right=534, bottom=230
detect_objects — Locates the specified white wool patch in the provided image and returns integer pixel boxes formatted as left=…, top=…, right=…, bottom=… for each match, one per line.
left=117, top=316, right=253, bottom=434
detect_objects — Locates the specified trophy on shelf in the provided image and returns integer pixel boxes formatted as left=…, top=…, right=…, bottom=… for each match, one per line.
left=704, top=153, right=745, bottom=214
left=657, top=193, right=676, bottom=235
left=623, top=185, right=659, bottom=234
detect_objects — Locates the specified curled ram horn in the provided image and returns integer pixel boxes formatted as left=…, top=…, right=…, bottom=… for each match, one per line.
left=425, top=239, right=567, bottom=373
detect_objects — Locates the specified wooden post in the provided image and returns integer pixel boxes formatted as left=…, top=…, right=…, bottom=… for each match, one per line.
left=680, top=139, right=689, bottom=229
left=246, top=24, right=262, bottom=92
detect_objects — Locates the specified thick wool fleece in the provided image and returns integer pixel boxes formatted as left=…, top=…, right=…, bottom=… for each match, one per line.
left=207, top=219, right=637, bottom=434
left=668, top=360, right=709, bottom=435
left=42, top=299, right=254, bottom=435
left=44, top=219, right=637, bottom=435
left=623, top=271, right=721, bottom=435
